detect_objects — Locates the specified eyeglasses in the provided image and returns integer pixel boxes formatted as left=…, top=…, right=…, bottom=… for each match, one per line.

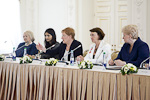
left=90, top=34, right=95, bottom=37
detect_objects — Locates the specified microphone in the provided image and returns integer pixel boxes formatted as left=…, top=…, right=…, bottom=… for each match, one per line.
left=140, top=56, right=150, bottom=68
left=46, top=44, right=55, bottom=51
left=61, top=45, right=81, bottom=61
left=14, top=43, right=32, bottom=57
left=15, top=43, right=29, bottom=52
left=15, top=44, right=25, bottom=51
left=39, top=44, right=56, bottom=55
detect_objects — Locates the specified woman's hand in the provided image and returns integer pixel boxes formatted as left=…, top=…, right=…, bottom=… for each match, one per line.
left=108, top=59, right=115, bottom=65
left=36, top=43, right=43, bottom=50
left=114, top=59, right=126, bottom=66
left=36, top=43, right=46, bottom=53
left=77, top=55, right=84, bottom=62
left=27, top=54, right=35, bottom=59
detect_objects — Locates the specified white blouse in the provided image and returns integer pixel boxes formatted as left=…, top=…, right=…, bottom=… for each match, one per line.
left=84, top=40, right=111, bottom=63
left=63, top=50, right=69, bottom=61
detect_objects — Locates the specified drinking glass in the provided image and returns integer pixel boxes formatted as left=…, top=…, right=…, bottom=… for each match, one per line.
left=35, top=54, right=41, bottom=59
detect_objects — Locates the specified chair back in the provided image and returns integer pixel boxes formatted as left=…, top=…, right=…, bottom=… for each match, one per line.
left=83, top=50, right=89, bottom=57
left=111, top=51, right=119, bottom=60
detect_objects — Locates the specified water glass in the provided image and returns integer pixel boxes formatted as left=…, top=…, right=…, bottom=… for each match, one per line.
left=76, top=57, right=81, bottom=65
left=145, top=63, right=150, bottom=70
left=35, top=54, right=41, bottom=59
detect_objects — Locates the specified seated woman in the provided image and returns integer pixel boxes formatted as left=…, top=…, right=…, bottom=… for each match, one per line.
left=77, top=27, right=111, bottom=63
left=36, top=28, right=59, bottom=59
left=47, top=27, right=83, bottom=61
left=15, top=30, right=38, bottom=57
left=108, top=24, right=149, bottom=67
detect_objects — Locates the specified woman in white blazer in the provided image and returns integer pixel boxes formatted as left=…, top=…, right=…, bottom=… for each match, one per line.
left=77, top=27, right=111, bottom=64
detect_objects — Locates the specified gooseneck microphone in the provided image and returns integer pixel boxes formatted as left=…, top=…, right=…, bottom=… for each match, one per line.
left=46, top=44, right=55, bottom=51
left=61, top=45, right=81, bottom=61
left=39, top=44, right=56, bottom=55
left=15, top=44, right=25, bottom=52
left=15, top=42, right=31, bottom=52
left=140, top=56, right=150, bottom=68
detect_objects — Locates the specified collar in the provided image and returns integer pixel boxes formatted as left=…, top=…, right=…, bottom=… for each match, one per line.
left=25, top=42, right=32, bottom=46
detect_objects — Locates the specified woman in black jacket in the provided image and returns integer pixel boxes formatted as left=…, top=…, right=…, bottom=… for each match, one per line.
left=46, top=27, right=83, bottom=61
left=36, top=28, right=59, bottom=59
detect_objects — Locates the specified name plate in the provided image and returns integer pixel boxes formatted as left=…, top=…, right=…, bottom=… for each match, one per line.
left=32, top=59, right=43, bottom=64
left=138, top=69, right=150, bottom=76
left=4, top=58, right=12, bottom=61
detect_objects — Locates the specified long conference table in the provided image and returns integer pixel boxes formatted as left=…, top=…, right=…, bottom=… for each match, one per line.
left=0, top=59, right=150, bottom=100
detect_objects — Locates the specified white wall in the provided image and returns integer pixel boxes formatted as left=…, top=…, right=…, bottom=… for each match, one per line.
left=93, top=0, right=150, bottom=52
left=20, top=0, right=149, bottom=51
left=35, top=0, right=94, bottom=51
left=36, top=0, right=68, bottom=45
left=76, top=0, right=94, bottom=51
left=0, top=0, right=22, bottom=54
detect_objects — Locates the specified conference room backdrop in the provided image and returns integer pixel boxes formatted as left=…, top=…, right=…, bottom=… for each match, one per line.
left=0, top=0, right=149, bottom=54
left=20, top=0, right=150, bottom=52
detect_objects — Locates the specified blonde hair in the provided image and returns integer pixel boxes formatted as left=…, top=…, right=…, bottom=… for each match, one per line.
left=24, top=30, right=35, bottom=42
left=122, top=24, right=138, bottom=39
left=61, top=27, right=75, bottom=39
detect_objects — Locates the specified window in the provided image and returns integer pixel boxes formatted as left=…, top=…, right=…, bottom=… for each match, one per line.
left=0, top=0, right=22, bottom=54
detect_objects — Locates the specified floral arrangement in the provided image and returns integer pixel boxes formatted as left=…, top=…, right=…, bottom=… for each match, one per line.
left=78, top=60, right=93, bottom=69
left=121, top=63, right=138, bottom=75
left=45, top=58, right=58, bottom=66
left=20, top=55, right=33, bottom=64
left=0, top=55, right=5, bottom=61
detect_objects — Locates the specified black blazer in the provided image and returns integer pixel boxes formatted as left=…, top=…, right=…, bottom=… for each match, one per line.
left=40, top=42, right=60, bottom=59
left=46, top=40, right=83, bottom=61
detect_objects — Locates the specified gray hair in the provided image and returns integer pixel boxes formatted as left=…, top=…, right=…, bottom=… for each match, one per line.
left=24, top=30, right=35, bottom=42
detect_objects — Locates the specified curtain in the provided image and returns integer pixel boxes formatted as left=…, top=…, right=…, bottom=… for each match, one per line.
left=20, top=0, right=39, bottom=44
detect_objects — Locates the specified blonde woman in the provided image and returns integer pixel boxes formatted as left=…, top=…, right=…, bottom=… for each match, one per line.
left=109, top=24, right=149, bottom=67
left=15, top=30, right=38, bottom=57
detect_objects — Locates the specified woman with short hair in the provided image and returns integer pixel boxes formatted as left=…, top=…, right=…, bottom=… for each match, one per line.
left=77, top=27, right=111, bottom=63
left=108, top=24, right=149, bottom=67
left=51, top=27, right=83, bottom=61
left=15, top=30, right=38, bottom=57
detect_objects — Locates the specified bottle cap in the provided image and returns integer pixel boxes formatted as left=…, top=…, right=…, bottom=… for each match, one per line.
left=103, top=52, right=106, bottom=54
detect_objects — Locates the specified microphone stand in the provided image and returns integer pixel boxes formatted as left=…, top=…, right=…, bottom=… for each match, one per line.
left=35, top=44, right=56, bottom=60
left=140, top=57, right=150, bottom=68
left=39, top=44, right=56, bottom=55
left=15, top=42, right=30, bottom=52
left=15, top=44, right=25, bottom=52
left=60, top=45, right=81, bottom=61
